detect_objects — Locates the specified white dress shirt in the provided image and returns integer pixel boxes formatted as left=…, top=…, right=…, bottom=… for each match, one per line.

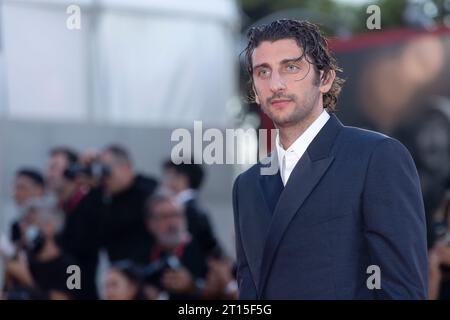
left=276, top=110, right=330, bottom=186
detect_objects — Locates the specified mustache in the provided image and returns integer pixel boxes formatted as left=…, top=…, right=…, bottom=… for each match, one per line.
left=267, top=93, right=297, bottom=104
left=167, top=224, right=181, bottom=234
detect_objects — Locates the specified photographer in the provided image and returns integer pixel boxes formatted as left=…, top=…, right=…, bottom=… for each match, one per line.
left=1, top=169, right=47, bottom=299
left=142, top=191, right=208, bottom=300
left=429, top=182, right=450, bottom=299
left=46, top=147, right=101, bottom=299
left=4, top=205, right=78, bottom=300
left=96, top=144, right=158, bottom=264
left=47, top=147, right=84, bottom=208
left=8, top=169, right=46, bottom=250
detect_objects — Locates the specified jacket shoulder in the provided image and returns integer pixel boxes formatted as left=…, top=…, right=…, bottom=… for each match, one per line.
left=135, top=174, right=158, bottom=193
left=337, top=126, right=413, bottom=164
left=340, top=125, right=389, bottom=144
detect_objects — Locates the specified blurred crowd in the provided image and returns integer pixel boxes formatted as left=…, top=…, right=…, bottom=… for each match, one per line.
left=1, top=142, right=450, bottom=300
left=427, top=186, right=450, bottom=300
left=0, top=145, right=237, bottom=300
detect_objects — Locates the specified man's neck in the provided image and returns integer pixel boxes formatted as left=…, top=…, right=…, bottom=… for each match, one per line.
left=278, top=107, right=324, bottom=150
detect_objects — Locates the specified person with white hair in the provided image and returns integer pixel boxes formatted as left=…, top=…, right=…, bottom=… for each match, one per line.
left=3, top=204, right=78, bottom=300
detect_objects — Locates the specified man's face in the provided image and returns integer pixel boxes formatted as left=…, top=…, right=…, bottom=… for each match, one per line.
left=100, top=151, right=128, bottom=194
left=163, top=168, right=187, bottom=194
left=46, top=154, right=68, bottom=192
left=251, top=39, right=328, bottom=128
left=147, top=200, right=186, bottom=248
left=13, top=175, right=44, bottom=206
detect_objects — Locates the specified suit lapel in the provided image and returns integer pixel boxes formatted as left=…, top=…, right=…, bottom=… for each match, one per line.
left=239, top=153, right=280, bottom=292
left=257, top=114, right=343, bottom=298
left=258, top=153, right=284, bottom=215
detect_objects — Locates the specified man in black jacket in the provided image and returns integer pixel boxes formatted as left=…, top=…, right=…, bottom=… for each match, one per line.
left=143, top=191, right=208, bottom=300
left=98, top=145, right=158, bottom=264
left=46, top=147, right=100, bottom=300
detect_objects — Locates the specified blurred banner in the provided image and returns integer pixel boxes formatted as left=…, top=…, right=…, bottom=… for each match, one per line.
left=1, top=0, right=239, bottom=127
left=333, top=27, right=450, bottom=226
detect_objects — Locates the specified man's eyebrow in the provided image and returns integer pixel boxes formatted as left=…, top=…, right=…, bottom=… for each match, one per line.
left=252, top=56, right=304, bottom=70
left=280, top=56, right=304, bottom=64
left=252, top=62, right=270, bottom=70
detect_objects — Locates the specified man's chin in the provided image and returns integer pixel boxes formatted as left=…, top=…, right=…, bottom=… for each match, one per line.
left=268, top=114, right=297, bottom=127
left=265, top=107, right=314, bottom=128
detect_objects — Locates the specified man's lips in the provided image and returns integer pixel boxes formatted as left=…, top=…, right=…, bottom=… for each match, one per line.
left=270, top=99, right=292, bottom=106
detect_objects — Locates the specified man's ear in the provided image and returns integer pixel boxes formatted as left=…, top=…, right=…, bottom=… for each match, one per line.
left=319, top=69, right=336, bottom=94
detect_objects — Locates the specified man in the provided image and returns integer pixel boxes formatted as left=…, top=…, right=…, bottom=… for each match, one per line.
left=2, top=169, right=46, bottom=299
left=13, top=169, right=46, bottom=208
left=162, top=160, right=222, bottom=258
left=46, top=147, right=100, bottom=299
left=97, top=144, right=158, bottom=264
left=143, top=191, right=208, bottom=300
left=9, top=169, right=46, bottom=247
left=47, top=147, right=81, bottom=205
left=232, top=19, right=428, bottom=299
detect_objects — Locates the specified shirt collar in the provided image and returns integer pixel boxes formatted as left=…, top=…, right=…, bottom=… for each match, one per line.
left=276, top=110, right=330, bottom=161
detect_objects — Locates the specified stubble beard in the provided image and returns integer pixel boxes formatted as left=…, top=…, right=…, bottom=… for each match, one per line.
left=261, top=90, right=320, bottom=129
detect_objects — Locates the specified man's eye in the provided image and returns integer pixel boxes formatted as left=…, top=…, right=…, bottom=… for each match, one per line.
left=258, top=69, right=270, bottom=78
left=286, top=64, right=299, bottom=72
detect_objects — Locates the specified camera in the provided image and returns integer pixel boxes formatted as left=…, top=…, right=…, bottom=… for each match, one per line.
left=23, top=224, right=45, bottom=255
left=140, top=253, right=182, bottom=289
left=64, top=161, right=111, bottom=181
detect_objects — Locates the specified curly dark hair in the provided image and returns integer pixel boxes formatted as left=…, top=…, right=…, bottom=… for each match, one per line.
left=243, top=19, right=345, bottom=112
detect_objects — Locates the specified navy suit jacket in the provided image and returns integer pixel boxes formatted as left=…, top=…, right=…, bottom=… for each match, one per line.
left=232, top=114, right=428, bottom=299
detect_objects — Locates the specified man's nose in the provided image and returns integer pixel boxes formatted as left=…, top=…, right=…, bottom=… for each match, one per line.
left=269, top=71, right=286, bottom=93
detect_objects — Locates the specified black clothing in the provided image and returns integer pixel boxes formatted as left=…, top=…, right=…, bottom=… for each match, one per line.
left=58, top=187, right=101, bottom=300
left=99, top=174, right=158, bottom=264
left=146, top=237, right=208, bottom=300
left=28, top=252, right=79, bottom=300
left=184, top=199, right=222, bottom=258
